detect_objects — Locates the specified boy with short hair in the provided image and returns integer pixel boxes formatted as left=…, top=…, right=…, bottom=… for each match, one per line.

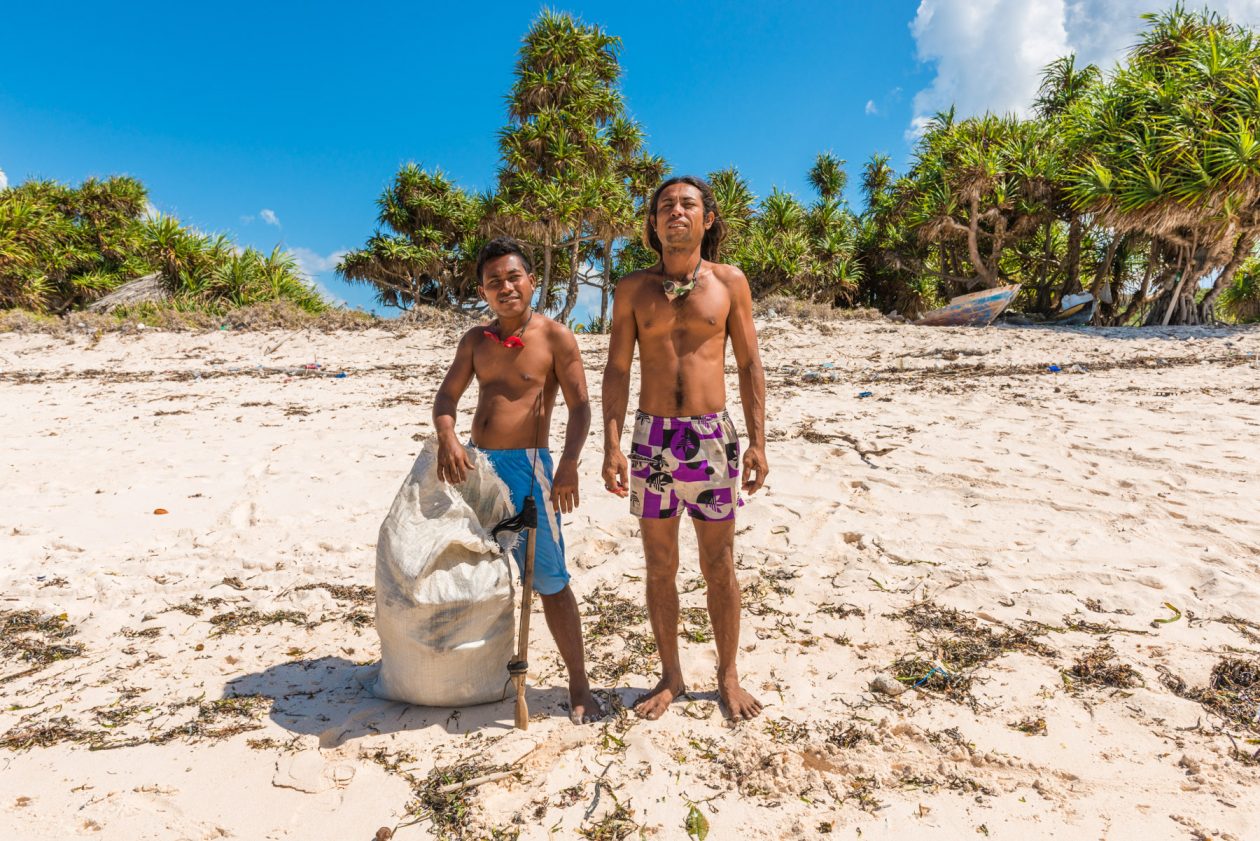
left=432, top=237, right=601, bottom=724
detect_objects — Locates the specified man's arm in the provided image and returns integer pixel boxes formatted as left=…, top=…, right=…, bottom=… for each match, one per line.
left=601, top=277, right=639, bottom=497
left=723, top=267, right=768, bottom=493
left=432, top=330, right=476, bottom=484
left=551, top=324, right=590, bottom=514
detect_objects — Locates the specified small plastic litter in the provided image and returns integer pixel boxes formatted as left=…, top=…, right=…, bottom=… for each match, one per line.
left=1047, top=364, right=1061, bottom=373
left=153, top=508, right=169, bottom=515
left=857, top=391, right=873, bottom=398
left=302, top=363, right=322, bottom=370
left=335, top=372, right=348, bottom=379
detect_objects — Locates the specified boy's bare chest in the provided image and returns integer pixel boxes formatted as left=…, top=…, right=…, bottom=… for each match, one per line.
left=472, top=343, right=554, bottom=391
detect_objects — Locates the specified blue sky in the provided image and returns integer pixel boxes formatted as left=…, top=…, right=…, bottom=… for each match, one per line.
left=6, top=1, right=1257, bottom=316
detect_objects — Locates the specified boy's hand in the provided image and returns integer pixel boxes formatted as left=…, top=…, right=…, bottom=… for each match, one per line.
left=602, top=450, right=629, bottom=497
left=436, top=438, right=474, bottom=485
left=551, top=457, right=581, bottom=514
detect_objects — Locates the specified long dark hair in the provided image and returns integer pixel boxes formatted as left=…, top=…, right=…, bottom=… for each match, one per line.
left=643, top=175, right=727, bottom=262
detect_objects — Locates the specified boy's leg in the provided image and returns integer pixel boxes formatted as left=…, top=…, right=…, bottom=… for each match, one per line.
left=539, top=585, right=601, bottom=723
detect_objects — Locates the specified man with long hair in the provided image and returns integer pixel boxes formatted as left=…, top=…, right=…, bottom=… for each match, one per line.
left=601, top=176, right=769, bottom=721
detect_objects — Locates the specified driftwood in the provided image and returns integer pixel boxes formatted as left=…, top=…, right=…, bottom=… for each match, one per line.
left=86, top=274, right=169, bottom=312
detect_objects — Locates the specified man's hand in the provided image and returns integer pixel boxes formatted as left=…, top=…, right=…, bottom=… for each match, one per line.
left=551, top=457, right=581, bottom=514
left=436, top=437, right=474, bottom=485
left=741, top=445, right=768, bottom=494
left=602, top=450, right=629, bottom=497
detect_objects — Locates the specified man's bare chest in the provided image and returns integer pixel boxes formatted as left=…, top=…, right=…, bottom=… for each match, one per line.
left=636, top=290, right=729, bottom=341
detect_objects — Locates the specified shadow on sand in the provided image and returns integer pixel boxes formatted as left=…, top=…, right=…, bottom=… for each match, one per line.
left=225, top=657, right=583, bottom=748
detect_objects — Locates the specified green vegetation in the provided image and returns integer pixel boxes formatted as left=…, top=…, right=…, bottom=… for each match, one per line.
left=8, top=7, right=1260, bottom=327
left=338, top=6, right=1260, bottom=327
left=0, top=176, right=327, bottom=317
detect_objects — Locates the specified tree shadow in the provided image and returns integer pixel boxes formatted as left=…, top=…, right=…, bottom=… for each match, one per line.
left=225, top=657, right=580, bottom=748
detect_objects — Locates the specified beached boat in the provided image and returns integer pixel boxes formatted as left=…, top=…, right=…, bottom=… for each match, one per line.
left=916, top=284, right=1021, bottom=327
left=1049, top=292, right=1095, bottom=325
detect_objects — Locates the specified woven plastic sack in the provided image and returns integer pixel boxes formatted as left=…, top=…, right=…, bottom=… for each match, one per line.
left=369, top=438, right=518, bottom=706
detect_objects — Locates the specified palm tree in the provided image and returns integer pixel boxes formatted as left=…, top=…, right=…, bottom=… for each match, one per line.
left=493, top=10, right=625, bottom=318
left=338, top=164, right=480, bottom=312
left=1062, top=6, right=1260, bottom=324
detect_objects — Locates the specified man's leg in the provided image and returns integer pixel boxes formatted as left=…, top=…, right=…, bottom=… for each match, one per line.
left=693, top=518, right=762, bottom=720
left=539, top=585, right=602, bottom=724
left=633, top=517, right=685, bottom=720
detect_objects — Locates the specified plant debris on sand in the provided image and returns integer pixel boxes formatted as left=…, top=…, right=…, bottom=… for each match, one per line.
left=1160, top=656, right=1260, bottom=733
left=887, top=602, right=1054, bottom=700
left=208, top=607, right=310, bottom=637
left=1064, top=643, right=1141, bottom=689
left=0, top=693, right=272, bottom=751
left=295, top=582, right=375, bottom=605
left=580, top=800, right=642, bottom=841
left=583, top=586, right=656, bottom=683
left=0, top=609, right=84, bottom=678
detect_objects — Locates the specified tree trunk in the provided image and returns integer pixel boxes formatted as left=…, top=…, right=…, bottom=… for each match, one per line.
left=599, top=238, right=613, bottom=330
left=1198, top=233, right=1254, bottom=322
left=557, top=235, right=582, bottom=324
left=965, top=196, right=996, bottom=287
left=1160, top=255, right=1200, bottom=326
left=1036, top=218, right=1053, bottom=313
left=1062, top=216, right=1083, bottom=297
left=540, top=238, right=553, bottom=312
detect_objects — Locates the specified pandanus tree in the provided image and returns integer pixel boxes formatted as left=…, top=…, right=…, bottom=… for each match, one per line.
left=856, top=153, right=939, bottom=316
left=1032, top=55, right=1103, bottom=312
left=337, top=164, right=482, bottom=312
left=492, top=10, right=627, bottom=318
left=901, top=111, right=1058, bottom=293
left=717, top=158, right=861, bottom=302
left=1063, top=6, right=1260, bottom=324
left=0, top=176, right=151, bottom=312
left=584, top=121, right=668, bottom=327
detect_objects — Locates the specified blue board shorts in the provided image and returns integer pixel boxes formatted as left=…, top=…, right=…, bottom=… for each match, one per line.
left=472, top=446, right=570, bottom=596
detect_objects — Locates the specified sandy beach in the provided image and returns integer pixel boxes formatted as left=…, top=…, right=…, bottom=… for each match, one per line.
left=1, top=318, right=1258, bottom=840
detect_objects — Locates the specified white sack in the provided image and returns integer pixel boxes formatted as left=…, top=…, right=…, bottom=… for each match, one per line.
left=370, top=438, right=518, bottom=707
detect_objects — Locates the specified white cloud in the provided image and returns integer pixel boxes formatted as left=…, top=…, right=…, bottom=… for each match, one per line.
left=259, top=208, right=280, bottom=227
left=289, top=246, right=349, bottom=305
left=865, top=100, right=879, bottom=116
left=908, top=0, right=1260, bottom=134
left=143, top=201, right=160, bottom=220
left=290, top=246, right=347, bottom=276
left=0, top=167, right=8, bottom=191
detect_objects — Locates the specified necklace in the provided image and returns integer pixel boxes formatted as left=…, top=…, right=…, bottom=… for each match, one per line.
left=662, top=258, right=702, bottom=301
left=483, top=309, right=532, bottom=349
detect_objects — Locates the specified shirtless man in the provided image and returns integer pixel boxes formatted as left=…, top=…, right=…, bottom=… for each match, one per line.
left=433, top=237, right=601, bottom=724
left=601, top=176, right=768, bottom=721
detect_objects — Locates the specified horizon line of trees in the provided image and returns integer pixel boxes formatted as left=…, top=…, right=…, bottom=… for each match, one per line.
left=336, top=5, right=1260, bottom=327
left=2, top=6, right=1259, bottom=325
left=0, top=176, right=325, bottom=316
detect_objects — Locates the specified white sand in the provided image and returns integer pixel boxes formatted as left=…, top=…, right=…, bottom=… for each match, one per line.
left=1, top=319, right=1258, bottom=840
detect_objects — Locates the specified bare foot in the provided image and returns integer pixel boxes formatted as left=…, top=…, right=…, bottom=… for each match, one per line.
left=719, top=677, right=762, bottom=721
left=568, top=682, right=604, bottom=724
left=632, top=676, right=686, bottom=720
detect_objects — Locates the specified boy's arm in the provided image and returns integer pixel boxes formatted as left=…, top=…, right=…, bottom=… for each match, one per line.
left=551, top=324, right=590, bottom=514
left=601, top=277, right=638, bottom=497
left=433, top=330, right=476, bottom=484
left=723, top=266, right=768, bottom=494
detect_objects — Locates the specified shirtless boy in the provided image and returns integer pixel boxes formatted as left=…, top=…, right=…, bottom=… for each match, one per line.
left=433, top=237, right=601, bottom=724
left=601, top=176, right=769, bottom=721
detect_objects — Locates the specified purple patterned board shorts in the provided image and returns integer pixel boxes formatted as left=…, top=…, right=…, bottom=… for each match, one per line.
left=629, top=410, right=743, bottom=521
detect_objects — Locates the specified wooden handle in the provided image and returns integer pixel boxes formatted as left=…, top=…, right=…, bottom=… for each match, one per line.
left=513, top=527, right=537, bottom=731
left=514, top=682, right=529, bottom=730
